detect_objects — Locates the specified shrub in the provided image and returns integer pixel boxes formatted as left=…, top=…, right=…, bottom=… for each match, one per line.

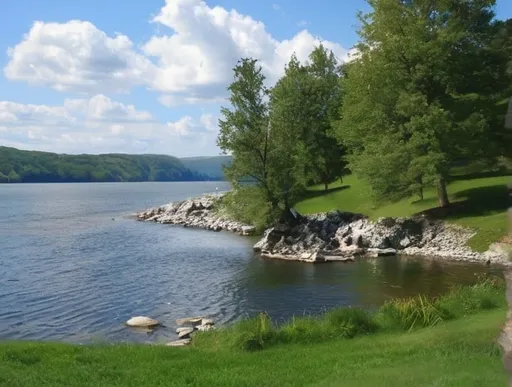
left=324, top=307, right=379, bottom=338
left=217, top=186, right=280, bottom=233
left=435, top=274, right=506, bottom=319
left=375, top=295, right=446, bottom=332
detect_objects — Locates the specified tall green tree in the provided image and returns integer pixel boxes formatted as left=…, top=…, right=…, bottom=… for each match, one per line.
left=217, top=58, right=275, bottom=205
left=268, top=55, right=311, bottom=209
left=338, top=0, right=509, bottom=207
left=305, top=45, right=345, bottom=190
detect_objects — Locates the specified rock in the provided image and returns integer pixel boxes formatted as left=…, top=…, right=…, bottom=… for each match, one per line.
left=125, top=316, right=159, bottom=328
left=366, top=248, right=397, bottom=258
left=136, top=193, right=253, bottom=237
left=166, top=338, right=191, bottom=347
left=241, top=226, right=256, bottom=236
left=176, top=327, right=192, bottom=334
left=178, top=327, right=195, bottom=339
left=196, top=324, right=215, bottom=332
left=176, top=317, right=203, bottom=326
left=201, top=318, right=214, bottom=326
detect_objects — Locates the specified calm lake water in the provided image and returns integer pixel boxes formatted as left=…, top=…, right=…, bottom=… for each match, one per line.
left=0, top=182, right=502, bottom=344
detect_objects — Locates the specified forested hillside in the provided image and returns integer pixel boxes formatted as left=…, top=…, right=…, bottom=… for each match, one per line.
left=180, top=156, right=231, bottom=180
left=0, top=147, right=207, bottom=183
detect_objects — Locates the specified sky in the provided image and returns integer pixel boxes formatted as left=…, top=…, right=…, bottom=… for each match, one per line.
left=0, top=0, right=511, bottom=157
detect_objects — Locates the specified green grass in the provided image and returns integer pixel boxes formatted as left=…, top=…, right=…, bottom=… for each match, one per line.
left=1, top=279, right=506, bottom=386
left=295, top=174, right=511, bottom=252
left=1, top=310, right=506, bottom=387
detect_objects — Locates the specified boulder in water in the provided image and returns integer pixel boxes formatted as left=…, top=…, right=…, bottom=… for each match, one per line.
left=125, top=316, right=159, bottom=328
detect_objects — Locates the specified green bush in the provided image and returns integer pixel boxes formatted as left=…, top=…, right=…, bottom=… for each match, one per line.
left=375, top=295, right=446, bottom=331
left=324, top=307, right=378, bottom=338
left=435, top=274, right=505, bottom=319
left=217, top=186, right=280, bottom=232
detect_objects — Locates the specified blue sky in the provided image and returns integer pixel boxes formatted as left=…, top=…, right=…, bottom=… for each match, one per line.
left=0, top=0, right=511, bottom=157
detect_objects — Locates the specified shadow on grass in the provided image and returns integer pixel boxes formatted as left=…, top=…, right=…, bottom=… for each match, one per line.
left=298, top=185, right=351, bottom=200
left=418, top=184, right=511, bottom=221
left=449, top=169, right=512, bottom=181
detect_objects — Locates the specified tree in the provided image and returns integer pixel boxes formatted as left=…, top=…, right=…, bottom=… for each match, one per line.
left=338, top=0, right=509, bottom=207
left=268, top=55, right=311, bottom=209
left=217, top=58, right=275, bottom=205
left=305, top=45, right=345, bottom=190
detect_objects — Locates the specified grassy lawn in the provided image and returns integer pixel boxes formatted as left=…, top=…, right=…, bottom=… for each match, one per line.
left=0, top=309, right=506, bottom=387
left=295, top=174, right=511, bottom=252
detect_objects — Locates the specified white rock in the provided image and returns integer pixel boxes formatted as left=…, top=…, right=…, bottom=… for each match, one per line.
left=178, top=327, right=195, bottom=339
left=166, top=338, right=191, bottom=347
left=176, top=317, right=203, bottom=326
left=196, top=324, right=216, bottom=332
left=125, top=316, right=159, bottom=328
left=201, top=318, right=214, bottom=326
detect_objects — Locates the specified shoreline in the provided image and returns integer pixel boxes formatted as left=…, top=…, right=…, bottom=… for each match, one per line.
left=136, top=193, right=511, bottom=266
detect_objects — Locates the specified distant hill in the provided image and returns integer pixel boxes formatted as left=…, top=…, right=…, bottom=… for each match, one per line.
left=0, top=146, right=208, bottom=183
left=181, top=155, right=232, bottom=180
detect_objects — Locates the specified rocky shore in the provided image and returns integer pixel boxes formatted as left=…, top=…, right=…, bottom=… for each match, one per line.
left=254, top=211, right=509, bottom=264
left=136, top=193, right=256, bottom=236
left=136, top=194, right=511, bottom=265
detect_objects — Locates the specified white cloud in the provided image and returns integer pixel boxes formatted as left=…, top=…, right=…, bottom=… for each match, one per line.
left=167, top=113, right=218, bottom=136
left=4, top=0, right=348, bottom=102
left=297, top=20, right=310, bottom=27
left=0, top=96, right=219, bottom=156
left=158, top=94, right=226, bottom=107
left=145, top=0, right=348, bottom=95
left=4, top=20, right=156, bottom=94
left=272, top=4, right=281, bottom=11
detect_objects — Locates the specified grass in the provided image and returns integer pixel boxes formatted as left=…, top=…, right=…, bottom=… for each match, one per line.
left=1, top=311, right=506, bottom=386
left=1, top=279, right=506, bottom=386
left=295, top=173, right=511, bottom=252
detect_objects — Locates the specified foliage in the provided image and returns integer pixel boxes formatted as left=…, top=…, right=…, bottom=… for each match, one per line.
left=0, top=146, right=207, bottom=183
left=376, top=295, right=446, bottom=331
left=267, top=55, right=312, bottom=208
left=218, top=59, right=275, bottom=204
left=303, top=45, right=346, bottom=189
left=194, top=275, right=504, bottom=351
left=338, top=0, right=511, bottom=207
left=217, top=185, right=280, bottom=232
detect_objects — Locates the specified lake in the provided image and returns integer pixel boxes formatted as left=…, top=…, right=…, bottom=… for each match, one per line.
left=0, top=182, right=501, bottom=344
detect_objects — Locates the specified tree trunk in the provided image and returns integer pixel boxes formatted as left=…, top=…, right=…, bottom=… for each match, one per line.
left=340, top=175, right=343, bottom=184
left=437, top=177, right=450, bottom=208
left=418, top=187, right=424, bottom=201
left=324, top=182, right=328, bottom=191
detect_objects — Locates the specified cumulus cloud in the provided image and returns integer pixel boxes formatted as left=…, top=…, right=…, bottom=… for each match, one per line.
left=0, top=96, right=218, bottom=156
left=167, top=113, right=218, bottom=136
left=145, top=0, right=348, bottom=97
left=4, top=0, right=349, bottom=102
left=4, top=20, right=155, bottom=93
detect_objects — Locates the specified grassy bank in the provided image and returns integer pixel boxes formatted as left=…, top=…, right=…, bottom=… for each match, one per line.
left=295, top=174, right=511, bottom=252
left=1, top=279, right=507, bottom=387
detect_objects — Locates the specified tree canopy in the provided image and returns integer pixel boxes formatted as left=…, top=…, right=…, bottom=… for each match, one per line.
left=337, top=0, right=511, bottom=206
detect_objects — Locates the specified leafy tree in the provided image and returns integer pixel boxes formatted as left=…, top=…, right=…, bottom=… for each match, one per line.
left=338, top=0, right=509, bottom=207
left=217, top=58, right=276, bottom=206
left=268, top=55, right=311, bottom=209
left=304, top=45, right=345, bottom=190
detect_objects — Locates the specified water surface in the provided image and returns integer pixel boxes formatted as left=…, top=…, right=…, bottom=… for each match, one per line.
left=0, top=182, right=500, bottom=343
